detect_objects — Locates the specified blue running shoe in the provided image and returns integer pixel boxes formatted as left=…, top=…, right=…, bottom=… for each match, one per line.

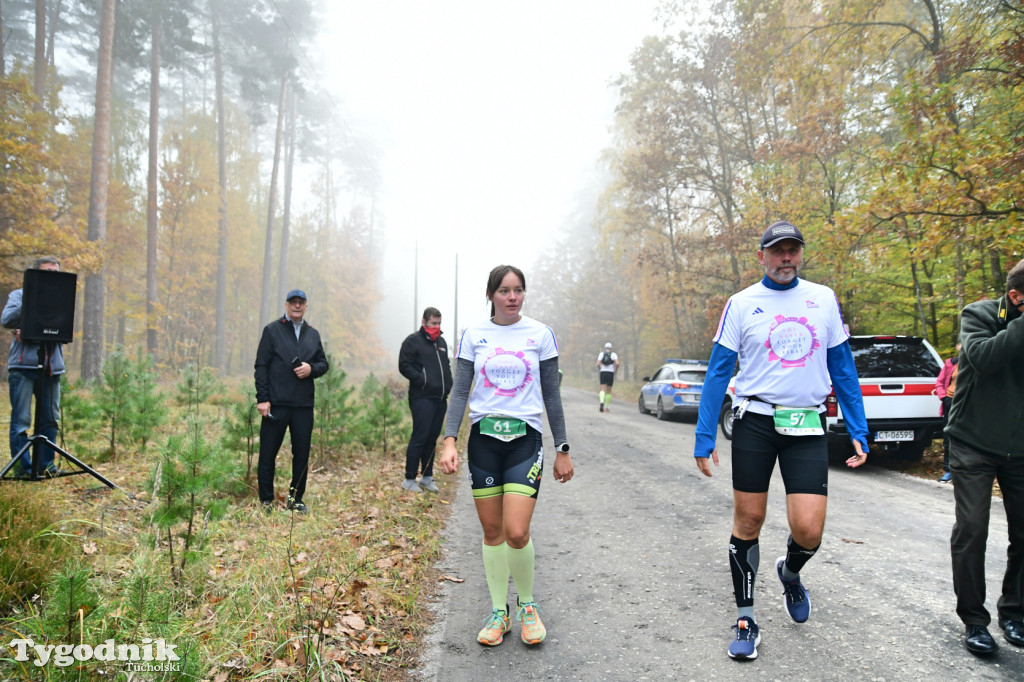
left=776, top=556, right=811, bottom=623
left=728, top=616, right=760, bottom=660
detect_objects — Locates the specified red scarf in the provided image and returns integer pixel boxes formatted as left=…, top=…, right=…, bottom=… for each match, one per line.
left=424, top=326, right=441, bottom=341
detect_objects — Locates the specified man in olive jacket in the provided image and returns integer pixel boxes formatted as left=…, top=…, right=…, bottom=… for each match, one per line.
left=947, top=257, right=1024, bottom=656
left=397, top=307, right=452, bottom=492
left=254, top=289, right=329, bottom=513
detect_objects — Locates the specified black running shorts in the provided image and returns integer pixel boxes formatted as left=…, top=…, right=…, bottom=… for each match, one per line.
left=731, top=411, right=829, bottom=496
left=599, top=371, right=615, bottom=387
left=467, top=421, right=544, bottom=499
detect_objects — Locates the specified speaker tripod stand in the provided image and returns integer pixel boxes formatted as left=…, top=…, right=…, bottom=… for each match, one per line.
left=0, top=434, right=124, bottom=491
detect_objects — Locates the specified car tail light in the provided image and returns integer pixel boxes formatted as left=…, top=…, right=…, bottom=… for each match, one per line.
left=825, top=391, right=838, bottom=417
left=671, top=382, right=690, bottom=389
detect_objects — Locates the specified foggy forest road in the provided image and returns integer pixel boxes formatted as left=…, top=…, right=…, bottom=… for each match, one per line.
left=417, top=387, right=1023, bottom=681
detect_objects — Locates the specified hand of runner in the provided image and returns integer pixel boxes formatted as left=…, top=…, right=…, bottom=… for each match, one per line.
left=439, top=438, right=459, bottom=475
left=695, top=450, right=719, bottom=477
left=846, top=440, right=868, bottom=468
left=553, top=453, right=574, bottom=483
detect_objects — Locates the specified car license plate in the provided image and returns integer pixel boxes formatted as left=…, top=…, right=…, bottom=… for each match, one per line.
left=875, top=430, right=914, bottom=442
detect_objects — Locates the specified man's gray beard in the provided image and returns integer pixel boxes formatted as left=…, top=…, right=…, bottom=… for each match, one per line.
left=769, top=265, right=800, bottom=282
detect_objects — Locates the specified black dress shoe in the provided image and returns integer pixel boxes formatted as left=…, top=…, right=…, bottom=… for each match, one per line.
left=965, top=625, right=998, bottom=655
left=998, top=618, right=1024, bottom=647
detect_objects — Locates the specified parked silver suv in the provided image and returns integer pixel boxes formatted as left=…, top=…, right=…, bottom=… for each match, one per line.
left=719, top=335, right=944, bottom=462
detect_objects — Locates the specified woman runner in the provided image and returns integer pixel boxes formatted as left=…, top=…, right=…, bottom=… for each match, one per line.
left=439, top=264, right=574, bottom=646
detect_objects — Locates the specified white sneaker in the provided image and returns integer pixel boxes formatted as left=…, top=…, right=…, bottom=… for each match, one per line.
left=401, top=479, right=423, bottom=493
left=419, top=476, right=439, bottom=493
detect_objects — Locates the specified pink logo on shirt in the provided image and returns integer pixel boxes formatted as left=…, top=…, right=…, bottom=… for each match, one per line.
left=481, top=348, right=533, bottom=396
left=764, top=315, right=821, bottom=368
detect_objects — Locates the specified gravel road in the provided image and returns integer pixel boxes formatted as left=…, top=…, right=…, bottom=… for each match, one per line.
left=417, top=387, right=1023, bottom=681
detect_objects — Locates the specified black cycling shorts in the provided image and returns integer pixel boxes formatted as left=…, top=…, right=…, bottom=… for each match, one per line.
left=600, top=371, right=615, bottom=387
left=467, top=421, right=544, bottom=499
left=731, top=411, right=828, bottom=496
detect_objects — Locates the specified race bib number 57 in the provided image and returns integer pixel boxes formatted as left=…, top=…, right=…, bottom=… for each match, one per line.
left=772, top=406, right=824, bottom=436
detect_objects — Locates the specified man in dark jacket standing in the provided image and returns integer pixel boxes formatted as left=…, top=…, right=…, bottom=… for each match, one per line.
left=2, top=256, right=65, bottom=476
left=255, top=289, right=329, bottom=513
left=398, top=307, right=452, bottom=492
left=947, top=257, right=1024, bottom=656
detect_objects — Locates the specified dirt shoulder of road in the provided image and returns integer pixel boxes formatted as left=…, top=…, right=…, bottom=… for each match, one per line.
left=879, top=440, right=1003, bottom=497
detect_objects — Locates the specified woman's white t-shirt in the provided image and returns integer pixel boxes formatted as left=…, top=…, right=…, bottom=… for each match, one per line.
left=456, top=315, right=559, bottom=434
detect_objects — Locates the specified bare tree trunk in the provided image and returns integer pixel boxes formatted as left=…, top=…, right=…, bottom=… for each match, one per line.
left=277, top=86, right=296, bottom=303
left=45, top=0, right=60, bottom=68
left=954, top=238, right=965, bottom=313
left=989, top=249, right=1004, bottom=295
left=910, top=260, right=924, bottom=337
left=924, top=281, right=938, bottom=346
left=33, top=0, right=44, bottom=105
left=81, top=0, right=117, bottom=381
left=212, top=1, right=227, bottom=373
left=1, top=0, right=6, bottom=78
left=904, top=219, right=928, bottom=338
left=258, top=70, right=288, bottom=327
left=311, top=147, right=332, bottom=310
left=146, top=11, right=161, bottom=357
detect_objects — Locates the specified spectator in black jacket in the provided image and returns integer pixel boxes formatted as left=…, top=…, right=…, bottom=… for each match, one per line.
left=398, top=307, right=453, bottom=492
left=947, top=257, right=1024, bottom=656
left=254, top=289, right=329, bottom=513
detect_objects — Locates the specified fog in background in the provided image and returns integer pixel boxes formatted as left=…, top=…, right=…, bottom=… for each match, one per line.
left=319, top=1, right=663, bottom=362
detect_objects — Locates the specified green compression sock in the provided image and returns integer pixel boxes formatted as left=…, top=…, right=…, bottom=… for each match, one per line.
left=604, top=393, right=612, bottom=407
left=482, top=542, right=509, bottom=611
left=599, top=390, right=606, bottom=404
left=507, top=539, right=535, bottom=604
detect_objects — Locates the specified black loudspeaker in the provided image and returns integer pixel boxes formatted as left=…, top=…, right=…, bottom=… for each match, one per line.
left=20, top=269, right=77, bottom=343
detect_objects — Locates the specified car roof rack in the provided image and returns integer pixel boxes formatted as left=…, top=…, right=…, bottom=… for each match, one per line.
left=666, top=358, right=709, bottom=365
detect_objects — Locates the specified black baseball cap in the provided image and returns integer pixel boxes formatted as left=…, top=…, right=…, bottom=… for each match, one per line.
left=760, top=221, right=805, bottom=249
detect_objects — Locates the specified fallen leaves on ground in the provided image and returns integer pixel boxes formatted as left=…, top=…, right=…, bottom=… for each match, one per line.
left=34, top=439, right=456, bottom=682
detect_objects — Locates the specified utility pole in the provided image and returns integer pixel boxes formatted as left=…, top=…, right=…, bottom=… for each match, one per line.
left=453, top=253, right=459, bottom=341
left=413, top=239, right=419, bottom=330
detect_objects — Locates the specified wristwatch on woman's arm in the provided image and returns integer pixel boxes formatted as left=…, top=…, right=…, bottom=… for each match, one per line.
left=557, top=443, right=570, bottom=454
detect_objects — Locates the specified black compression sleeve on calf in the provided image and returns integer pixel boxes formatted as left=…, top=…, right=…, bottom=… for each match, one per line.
left=784, top=534, right=819, bottom=575
left=729, top=535, right=759, bottom=608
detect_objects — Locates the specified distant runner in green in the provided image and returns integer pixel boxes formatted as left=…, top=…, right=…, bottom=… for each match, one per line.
left=597, top=342, right=619, bottom=412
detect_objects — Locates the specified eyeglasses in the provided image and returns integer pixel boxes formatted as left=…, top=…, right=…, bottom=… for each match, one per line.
left=288, top=300, right=307, bottom=306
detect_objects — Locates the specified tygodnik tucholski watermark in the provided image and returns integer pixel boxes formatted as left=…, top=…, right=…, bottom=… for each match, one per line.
left=8, top=636, right=181, bottom=670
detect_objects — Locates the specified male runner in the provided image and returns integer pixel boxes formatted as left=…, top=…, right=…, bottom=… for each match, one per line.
left=692, top=221, right=869, bottom=660
left=596, top=342, right=619, bottom=412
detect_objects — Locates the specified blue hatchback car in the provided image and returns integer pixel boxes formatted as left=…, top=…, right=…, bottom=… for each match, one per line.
left=638, top=359, right=708, bottom=421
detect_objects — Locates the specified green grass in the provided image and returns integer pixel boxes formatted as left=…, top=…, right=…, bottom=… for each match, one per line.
left=0, top=378, right=452, bottom=681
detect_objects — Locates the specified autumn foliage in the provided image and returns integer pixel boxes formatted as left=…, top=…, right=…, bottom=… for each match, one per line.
left=532, top=0, right=1024, bottom=378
